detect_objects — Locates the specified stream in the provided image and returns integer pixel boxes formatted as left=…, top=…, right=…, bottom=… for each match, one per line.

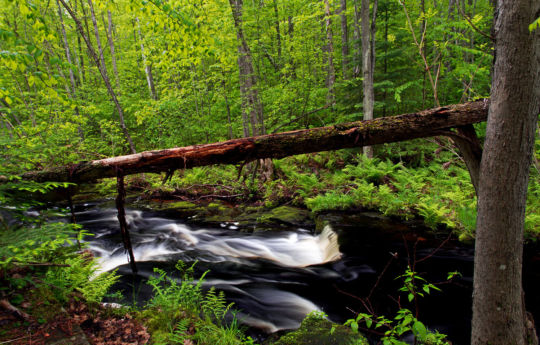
left=73, top=201, right=540, bottom=344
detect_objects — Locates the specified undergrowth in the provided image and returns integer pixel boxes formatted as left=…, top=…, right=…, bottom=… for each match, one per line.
left=140, top=260, right=255, bottom=345
left=92, top=138, right=540, bottom=241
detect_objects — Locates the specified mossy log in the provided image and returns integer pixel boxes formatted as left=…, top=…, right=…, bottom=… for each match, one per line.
left=22, top=101, right=487, bottom=184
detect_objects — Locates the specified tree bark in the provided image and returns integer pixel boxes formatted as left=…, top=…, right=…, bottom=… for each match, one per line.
left=20, top=101, right=487, bottom=184
left=229, top=0, right=265, bottom=137
left=471, top=0, right=540, bottom=344
left=361, top=0, right=377, bottom=157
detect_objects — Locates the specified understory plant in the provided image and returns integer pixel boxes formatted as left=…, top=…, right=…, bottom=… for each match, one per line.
left=345, top=266, right=458, bottom=345
left=141, top=260, right=255, bottom=345
left=0, top=178, right=119, bottom=330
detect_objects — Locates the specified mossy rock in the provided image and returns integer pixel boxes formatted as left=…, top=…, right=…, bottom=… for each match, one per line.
left=262, top=206, right=312, bottom=227
left=271, top=313, right=368, bottom=345
left=232, top=205, right=313, bottom=232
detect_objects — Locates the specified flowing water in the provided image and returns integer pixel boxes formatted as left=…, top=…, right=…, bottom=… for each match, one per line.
left=73, top=201, right=540, bottom=344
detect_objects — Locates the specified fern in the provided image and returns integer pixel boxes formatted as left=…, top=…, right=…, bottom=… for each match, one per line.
left=44, top=255, right=119, bottom=304
left=169, top=318, right=191, bottom=343
left=0, top=222, right=90, bottom=267
left=144, top=261, right=254, bottom=345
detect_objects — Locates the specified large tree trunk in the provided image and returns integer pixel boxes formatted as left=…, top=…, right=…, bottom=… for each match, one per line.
left=471, top=1, right=540, bottom=344
left=58, top=0, right=136, bottom=154
left=361, top=0, right=377, bottom=157
left=20, top=101, right=487, bottom=184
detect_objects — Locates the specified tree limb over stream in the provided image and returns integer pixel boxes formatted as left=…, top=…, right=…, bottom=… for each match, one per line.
left=21, top=101, right=487, bottom=184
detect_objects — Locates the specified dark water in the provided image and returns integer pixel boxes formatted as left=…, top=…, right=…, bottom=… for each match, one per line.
left=73, top=202, right=540, bottom=344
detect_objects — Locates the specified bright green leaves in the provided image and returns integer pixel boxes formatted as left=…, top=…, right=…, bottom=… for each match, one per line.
left=344, top=266, right=452, bottom=345
left=398, top=265, right=442, bottom=303
left=530, top=17, right=540, bottom=32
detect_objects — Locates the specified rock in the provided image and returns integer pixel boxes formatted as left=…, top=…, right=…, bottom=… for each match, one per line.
left=270, top=312, right=368, bottom=345
left=141, top=199, right=315, bottom=232
left=44, top=318, right=91, bottom=345
left=260, top=206, right=313, bottom=228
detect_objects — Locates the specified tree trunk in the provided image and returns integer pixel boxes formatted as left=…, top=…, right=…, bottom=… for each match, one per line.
left=87, top=0, right=136, bottom=153
left=136, top=17, right=158, bottom=100
left=20, top=101, right=487, bottom=184
left=340, top=0, right=350, bottom=79
left=104, top=10, right=120, bottom=88
left=58, top=0, right=136, bottom=154
left=272, top=0, right=282, bottom=70
left=56, top=0, right=77, bottom=98
left=229, top=0, right=265, bottom=137
left=76, top=0, right=90, bottom=83
left=361, top=0, right=377, bottom=158
left=471, top=0, right=540, bottom=344
left=56, top=0, right=83, bottom=138
left=323, top=0, right=336, bottom=105
left=352, top=0, right=362, bottom=78
left=222, top=79, right=234, bottom=140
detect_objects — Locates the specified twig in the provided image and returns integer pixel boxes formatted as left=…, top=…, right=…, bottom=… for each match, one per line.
left=0, top=335, right=33, bottom=344
left=181, top=184, right=234, bottom=191
left=0, top=299, right=31, bottom=321
left=367, top=252, right=398, bottom=300
left=416, top=231, right=453, bottom=263
left=271, top=104, right=330, bottom=133
left=195, top=194, right=244, bottom=200
left=12, top=261, right=70, bottom=267
left=457, top=2, right=494, bottom=40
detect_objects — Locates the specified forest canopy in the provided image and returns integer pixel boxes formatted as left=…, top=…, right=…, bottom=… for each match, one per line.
left=0, top=0, right=494, bottom=170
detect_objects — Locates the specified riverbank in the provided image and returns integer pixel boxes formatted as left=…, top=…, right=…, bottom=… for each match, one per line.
left=2, top=194, right=539, bottom=344
left=75, top=149, right=540, bottom=243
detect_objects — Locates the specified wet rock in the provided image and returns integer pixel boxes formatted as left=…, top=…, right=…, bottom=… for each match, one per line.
left=139, top=199, right=314, bottom=232
left=45, top=324, right=91, bottom=345
left=270, top=312, right=368, bottom=345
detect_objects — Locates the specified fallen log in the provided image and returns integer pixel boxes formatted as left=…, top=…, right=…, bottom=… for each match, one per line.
left=22, top=101, right=487, bottom=184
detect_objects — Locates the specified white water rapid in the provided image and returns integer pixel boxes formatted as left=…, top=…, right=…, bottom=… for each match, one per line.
left=77, top=206, right=342, bottom=332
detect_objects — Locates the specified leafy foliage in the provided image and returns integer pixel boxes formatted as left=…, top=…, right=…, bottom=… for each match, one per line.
left=142, top=260, right=254, bottom=345
left=345, top=266, right=452, bottom=345
left=44, top=255, right=119, bottom=304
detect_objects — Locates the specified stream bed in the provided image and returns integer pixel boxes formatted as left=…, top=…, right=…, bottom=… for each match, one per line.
left=73, top=200, right=540, bottom=344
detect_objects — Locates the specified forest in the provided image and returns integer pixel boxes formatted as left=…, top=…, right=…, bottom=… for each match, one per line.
left=0, top=0, right=539, bottom=344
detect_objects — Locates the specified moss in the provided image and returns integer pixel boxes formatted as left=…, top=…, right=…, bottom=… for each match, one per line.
left=163, top=200, right=200, bottom=210
left=271, top=312, right=368, bottom=345
left=262, top=206, right=312, bottom=226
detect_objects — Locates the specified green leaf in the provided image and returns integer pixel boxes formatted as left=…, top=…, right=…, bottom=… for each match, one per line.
left=530, top=17, right=540, bottom=32
left=412, top=321, right=428, bottom=340
left=408, top=293, right=414, bottom=302
left=366, top=318, right=372, bottom=328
